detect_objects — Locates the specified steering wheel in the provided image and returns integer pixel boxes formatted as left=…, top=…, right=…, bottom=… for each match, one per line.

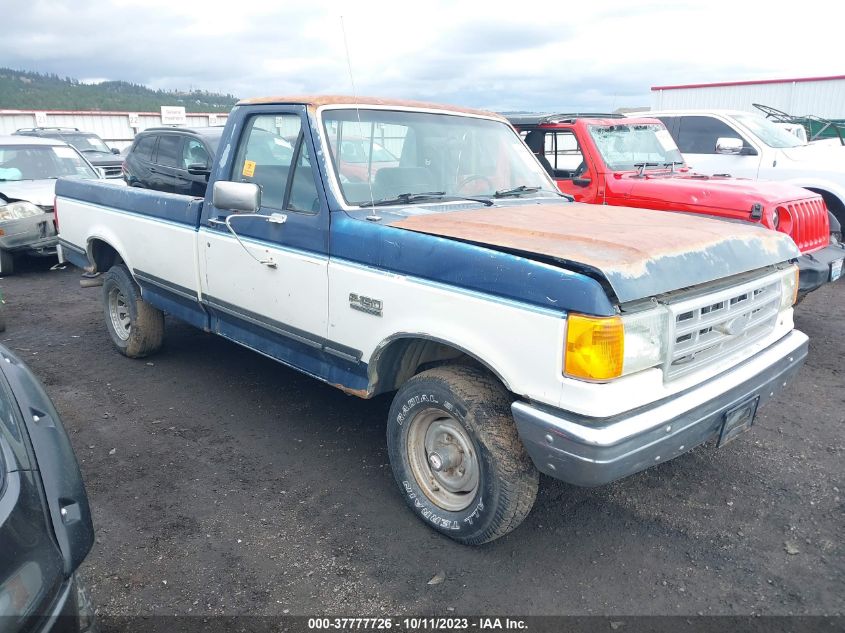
left=456, top=174, right=495, bottom=194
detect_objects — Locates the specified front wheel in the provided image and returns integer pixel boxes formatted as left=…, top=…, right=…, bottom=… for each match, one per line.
left=386, top=365, right=539, bottom=545
left=101, top=264, right=164, bottom=358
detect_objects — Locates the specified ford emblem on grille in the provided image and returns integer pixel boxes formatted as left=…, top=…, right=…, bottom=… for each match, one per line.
left=716, top=315, right=750, bottom=336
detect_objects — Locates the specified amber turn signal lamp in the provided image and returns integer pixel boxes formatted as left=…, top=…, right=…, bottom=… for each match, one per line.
left=564, top=314, right=624, bottom=381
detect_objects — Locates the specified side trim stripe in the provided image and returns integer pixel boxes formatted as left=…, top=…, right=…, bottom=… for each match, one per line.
left=203, top=295, right=362, bottom=362
left=134, top=269, right=198, bottom=302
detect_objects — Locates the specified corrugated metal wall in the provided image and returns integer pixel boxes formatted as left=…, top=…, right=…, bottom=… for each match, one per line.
left=0, top=110, right=229, bottom=150
left=651, top=78, right=845, bottom=118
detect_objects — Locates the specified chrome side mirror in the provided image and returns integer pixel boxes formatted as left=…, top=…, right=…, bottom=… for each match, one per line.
left=715, top=137, right=744, bottom=155
left=212, top=181, right=261, bottom=213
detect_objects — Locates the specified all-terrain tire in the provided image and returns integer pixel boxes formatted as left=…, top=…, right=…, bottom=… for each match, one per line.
left=101, top=264, right=164, bottom=358
left=386, top=365, right=539, bottom=545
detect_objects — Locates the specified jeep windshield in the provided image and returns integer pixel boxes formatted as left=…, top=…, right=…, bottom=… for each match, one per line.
left=589, top=123, right=684, bottom=171
left=322, top=109, right=559, bottom=207
left=731, top=113, right=805, bottom=148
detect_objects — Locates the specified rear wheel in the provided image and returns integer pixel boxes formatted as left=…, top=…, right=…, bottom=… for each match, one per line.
left=101, top=264, right=164, bottom=358
left=386, top=365, right=539, bottom=545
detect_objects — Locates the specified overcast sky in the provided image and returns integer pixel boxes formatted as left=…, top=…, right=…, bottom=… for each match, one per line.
left=2, top=0, right=841, bottom=112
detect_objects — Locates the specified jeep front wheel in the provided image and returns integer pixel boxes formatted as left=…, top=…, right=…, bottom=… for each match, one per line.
left=386, top=365, right=539, bottom=545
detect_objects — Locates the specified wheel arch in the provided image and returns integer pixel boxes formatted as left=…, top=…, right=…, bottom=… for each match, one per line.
left=803, top=186, right=845, bottom=232
left=86, top=235, right=128, bottom=274
left=367, top=334, right=512, bottom=397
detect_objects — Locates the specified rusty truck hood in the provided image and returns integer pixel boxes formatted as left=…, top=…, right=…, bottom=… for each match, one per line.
left=389, top=202, right=799, bottom=303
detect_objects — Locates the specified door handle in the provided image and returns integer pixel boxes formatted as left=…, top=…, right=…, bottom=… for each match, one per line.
left=208, top=218, right=226, bottom=227
left=267, top=213, right=287, bottom=224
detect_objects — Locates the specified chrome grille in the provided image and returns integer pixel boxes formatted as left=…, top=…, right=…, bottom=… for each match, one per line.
left=664, top=274, right=782, bottom=380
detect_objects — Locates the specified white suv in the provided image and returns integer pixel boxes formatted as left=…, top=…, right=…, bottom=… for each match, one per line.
left=646, top=109, right=845, bottom=236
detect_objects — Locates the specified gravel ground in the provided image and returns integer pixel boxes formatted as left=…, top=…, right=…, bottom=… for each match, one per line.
left=1, top=259, right=842, bottom=617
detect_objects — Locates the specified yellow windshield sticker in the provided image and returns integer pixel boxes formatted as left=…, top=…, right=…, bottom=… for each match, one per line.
left=242, top=160, right=256, bottom=178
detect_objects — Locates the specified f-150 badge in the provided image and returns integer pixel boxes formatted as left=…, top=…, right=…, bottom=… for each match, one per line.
left=349, top=293, right=383, bottom=317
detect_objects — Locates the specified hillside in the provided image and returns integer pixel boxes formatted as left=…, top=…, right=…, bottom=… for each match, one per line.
left=0, top=68, right=238, bottom=112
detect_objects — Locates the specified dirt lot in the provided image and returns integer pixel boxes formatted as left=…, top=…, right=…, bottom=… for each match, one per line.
left=1, top=260, right=842, bottom=617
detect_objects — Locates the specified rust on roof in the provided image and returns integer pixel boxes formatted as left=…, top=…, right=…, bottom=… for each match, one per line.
left=236, top=95, right=504, bottom=120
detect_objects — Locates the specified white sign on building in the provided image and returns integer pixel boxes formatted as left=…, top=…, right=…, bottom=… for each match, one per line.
left=208, top=114, right=219, bottom=126
left=128, top=113, right=140, bottom=128
left=160, top=106, right=187, bottom=125
left=34, top=111, right=49, bottom=127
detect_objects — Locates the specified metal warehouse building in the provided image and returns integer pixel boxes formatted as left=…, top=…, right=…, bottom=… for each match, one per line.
left=651, top=74, right=845, bottom=119
left=0, top=109, right=228, bottom=150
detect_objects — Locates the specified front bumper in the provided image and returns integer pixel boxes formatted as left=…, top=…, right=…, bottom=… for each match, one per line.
left=512, top=330, right=808, bottom=487
left=797, top=242, right=845, bottom=293
left=0, top=215, right=58, bottom=255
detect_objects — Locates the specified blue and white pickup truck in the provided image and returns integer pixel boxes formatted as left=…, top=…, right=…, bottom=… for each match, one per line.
left=56, top=96, right=808, bottom=544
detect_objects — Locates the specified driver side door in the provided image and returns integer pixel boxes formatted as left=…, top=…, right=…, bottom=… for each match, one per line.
left=199, top=107, right=331, bottom=369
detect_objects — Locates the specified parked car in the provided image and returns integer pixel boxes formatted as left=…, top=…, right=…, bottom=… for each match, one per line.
left=56, top=95, right=806, bottom=544
left=508, top=114, right=845, bottom=295
left=645, top=110, right=845, bottom=237
left=0, top=135, right=101, bottom=274
left=122, top=126, right=224, bottom=196
left=14, top=128, right=123, bottom=179
left=0, top=343, right=95, bottom=631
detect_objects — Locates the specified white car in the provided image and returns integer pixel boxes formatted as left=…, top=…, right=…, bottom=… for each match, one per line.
left=645, top=110, right=845, bottom=236
left=0, top=136, right=102, bottom=274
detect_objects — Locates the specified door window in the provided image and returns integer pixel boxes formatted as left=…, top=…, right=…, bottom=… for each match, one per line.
left=286, top=141, right=320, bottom=214
left=155, top=135, right=182, bottom=167
left=182, top=139, right=210, bottom=169
left=544, top=131, right=585, bottom=176
left=675, top=116, right=748, bottom=154
left=133, top=135, right=157, bottom=161
left=233, top=114, right=299, bottom=210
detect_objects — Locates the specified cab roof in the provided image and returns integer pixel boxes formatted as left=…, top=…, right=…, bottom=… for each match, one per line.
left=236, top=95, right=505, bottom=120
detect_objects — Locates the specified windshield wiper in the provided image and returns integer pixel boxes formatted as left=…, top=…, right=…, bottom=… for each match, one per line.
left=365, top=191, right=493, bottom=207
left=494, top=185, right=541, bottom=198
left=634, top=162, right=662, bottom=177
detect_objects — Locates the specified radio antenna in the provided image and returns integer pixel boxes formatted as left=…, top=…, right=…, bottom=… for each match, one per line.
left=340, top=15, right=379, bottom=220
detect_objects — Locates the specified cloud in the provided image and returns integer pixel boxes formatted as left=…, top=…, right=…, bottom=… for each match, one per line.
left=1, top=0, right=841, bottom=113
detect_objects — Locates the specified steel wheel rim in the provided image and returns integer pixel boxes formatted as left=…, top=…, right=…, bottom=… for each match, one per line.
left=108, top=287, right=131, bottom=341
left=407, top=408, right=479, bottom=512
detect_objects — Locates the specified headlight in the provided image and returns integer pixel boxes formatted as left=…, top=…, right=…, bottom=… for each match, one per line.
left=0, top=201, right=45, bottom=221
left=564, top=306, right=669, bottom=381
left=780, top=265, right=799, bottom=308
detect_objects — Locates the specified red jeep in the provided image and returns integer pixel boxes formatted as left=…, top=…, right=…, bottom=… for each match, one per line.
left=508, top=114, right=845, bottom=294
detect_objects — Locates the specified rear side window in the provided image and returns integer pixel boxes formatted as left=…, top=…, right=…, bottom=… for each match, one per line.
left=675, top=116, right=746, bottom=154
left=133, top=135, right=157, bottom=161
left=155, top=135, right=182, bottom=167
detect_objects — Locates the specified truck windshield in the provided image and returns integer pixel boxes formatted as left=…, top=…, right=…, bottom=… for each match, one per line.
left=588, top=123, right=684, bottom=171
left=731, top=113, right=805, bottom=148
left=0, top=145, right=99, bottom=181
left=321, top=109, right=558, bottom=206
